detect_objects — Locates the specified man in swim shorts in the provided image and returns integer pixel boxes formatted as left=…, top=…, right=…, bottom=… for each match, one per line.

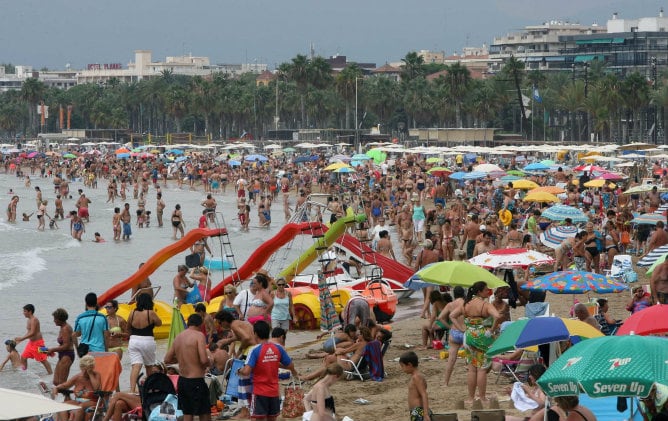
left=14, top=304, right=52, bottom=374
left=164, top=314, right=211, bottom=421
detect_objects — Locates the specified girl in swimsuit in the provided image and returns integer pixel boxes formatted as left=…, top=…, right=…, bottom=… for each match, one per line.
left=304, top=362, right=342, bottom=421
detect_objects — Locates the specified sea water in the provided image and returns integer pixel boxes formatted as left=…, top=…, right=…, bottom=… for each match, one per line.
left=0, top=172, right=318, bottom=391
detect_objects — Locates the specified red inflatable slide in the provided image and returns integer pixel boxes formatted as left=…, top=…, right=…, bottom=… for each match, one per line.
left=336, top=233, right=414, bottom=283
left=97, top=228, right=227, bottom=305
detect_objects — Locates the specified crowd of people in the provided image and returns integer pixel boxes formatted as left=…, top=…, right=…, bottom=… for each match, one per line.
left=4, top=145, right=668, bottom=421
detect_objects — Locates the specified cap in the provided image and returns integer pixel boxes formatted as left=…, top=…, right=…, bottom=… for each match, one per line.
left=480, top=224, right=487, bottom=231
left=4, top=339, right=15, bottom=347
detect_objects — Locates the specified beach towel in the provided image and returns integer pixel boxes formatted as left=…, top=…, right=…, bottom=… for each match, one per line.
left=363, top=340, right=384, bottom=381
left=511, top=382, right=540, bottom=412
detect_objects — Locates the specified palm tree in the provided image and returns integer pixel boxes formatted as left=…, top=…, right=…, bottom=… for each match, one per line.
left=335, top=64, right=362, bottom=129
left=598, top=74, right=622, bottom=142
left=279, top=55, right=309, bottom=127
left=622, top=72, right=650, bottom=142
left=443, top=62, right=472, bottom=127
left=502, top=56, right=527, bottom=133
left=559, top=81, right=586, bottom=142
left=20, top=78, right=46, bottom=135
left=400, top=52, right=425, bottom=82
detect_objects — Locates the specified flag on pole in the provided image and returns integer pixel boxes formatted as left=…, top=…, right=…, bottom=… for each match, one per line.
left=167, top=303, right=185, bottom=349
left=533, top=87, right=543, bottom=103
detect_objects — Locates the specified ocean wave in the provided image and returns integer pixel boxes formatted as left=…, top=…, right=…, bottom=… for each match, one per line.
left=0, top=246, right=56, bottom=291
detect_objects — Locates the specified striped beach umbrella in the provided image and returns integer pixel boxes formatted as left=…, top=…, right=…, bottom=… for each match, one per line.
left=637, top=244, right=668, bottom=267
left=630, top=213, right=665, bottom=225
left=541, top=205, right=589, bottom=223
left=540, top=225, right=579, bottom=249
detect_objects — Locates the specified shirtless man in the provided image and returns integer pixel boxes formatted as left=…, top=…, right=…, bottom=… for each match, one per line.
left=164, top=314, right=211, bottom=421
left=280, top=173, right=291, bottom=220
left=54, top=195, right=64, bottom=219
left=462, top=214, right=482, bottom=259
left=644, top=220, right=668, bottom=256
left=397, top=205, right=414, bottom=258
left=473, top=231, right=496, bottom=256
left=214, top=310, right=257, bottom=358
left=415, top=239, right=440, bottom=318
left=650, top=259, right=668, bottom=304
left=201, top=194, right=217, bottom=223
left=648, top=186, right=661, bottom=212
left=120, top=203, right=132, bottom=240
left=156, top=192, right=166, bottom=228
left=14, top=304, right=52, bottom=374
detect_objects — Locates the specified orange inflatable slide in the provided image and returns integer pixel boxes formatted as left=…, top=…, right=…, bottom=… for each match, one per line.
left=97, top=228, right=227, bottom=305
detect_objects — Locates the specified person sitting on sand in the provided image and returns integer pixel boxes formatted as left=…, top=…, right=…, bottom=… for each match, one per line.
left=309, top=324, right=358, bottom=359
left=505, top=364, right=546, bottom=421
left=300, top=327, right=373, bottom=382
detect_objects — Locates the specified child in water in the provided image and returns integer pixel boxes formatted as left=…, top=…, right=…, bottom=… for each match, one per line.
left=0, top=340, right=21, bottom=370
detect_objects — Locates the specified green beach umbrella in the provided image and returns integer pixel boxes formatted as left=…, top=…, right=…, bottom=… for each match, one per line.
left=426, top=157, right=441, bottom=164
left=62, top=153, right=76, bottom=159
left=167, top=304, right=185, bottom=349
left=413, top=261, right=508, bottom=288
left=507, top=170, right=525, bottom=176
left=645, top=252, right=668, bottom=275
left=540, top=159, right=555, bottom=166
left=365, top=148, right=387, bottom=163
left=283, top=147, right=296, bottom=153
left=538, top=335, right=668, bottom=398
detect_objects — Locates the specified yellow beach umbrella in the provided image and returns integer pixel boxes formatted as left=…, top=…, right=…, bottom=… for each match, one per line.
left=523, top=191, right=560, bottom=203
left=150, top=149, right=161, bottom=154
left=323, top=162, right=351, bottom=171
left=510, top=179, right=540, bottom=190
left=583, top=179, right=615, bottom=188
left=531, top=186, right=566, bottom=194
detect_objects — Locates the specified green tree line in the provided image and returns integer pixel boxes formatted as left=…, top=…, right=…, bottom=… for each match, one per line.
left=0, top=54, right=664, bottom=144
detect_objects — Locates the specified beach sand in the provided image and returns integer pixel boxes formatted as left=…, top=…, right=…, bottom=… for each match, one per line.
left=284, top=271, right=645, bottom=420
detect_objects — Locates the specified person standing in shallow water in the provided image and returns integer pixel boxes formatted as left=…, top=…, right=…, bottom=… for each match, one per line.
left=171, top=204, right=184, bottom=240
left=120, top=203, right=132, bottom=240
left=14, top=304, right=53, bottom=375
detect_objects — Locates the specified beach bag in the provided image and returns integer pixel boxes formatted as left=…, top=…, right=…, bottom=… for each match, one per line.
left=282, top=380, right=305, bottom=419
left=148, top=394, right=183, bottom=421
left=620, top=231, right=631, bottom=245
left=185, top=253, right=201, bottom=268
left=594, top=231, right=604, bottom=253
left=76, top=343, right=89, bottom=358
left=186, top=283, right=203, bottom=304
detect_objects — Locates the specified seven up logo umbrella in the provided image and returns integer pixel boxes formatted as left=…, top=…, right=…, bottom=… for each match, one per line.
left=537, top=335, right=668, bottom=398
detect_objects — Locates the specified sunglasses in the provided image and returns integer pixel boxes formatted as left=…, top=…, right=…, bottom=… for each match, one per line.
left=104, top=305, right=114, bottom=309
left=277, top=283, right=286, bottom=287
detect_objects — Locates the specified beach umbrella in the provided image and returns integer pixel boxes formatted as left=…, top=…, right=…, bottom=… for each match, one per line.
left=597, top=172, right=626, bottom=180
left=411, top=261, right=508, bottom=288
left=644, top=253, right=668, bottom=275
left=468, top=248, right=554, bottom=269
left=351, top=153, right=370, bottom=161
left=116, top=153, right=130, bottom=159
left=474, top=163, right=504, bottom=173
left=283, top=147, right=296, bottom=153
left=448, top=171, right=468, bottom=181
left=228, top=160, right=241, bottom=167
left=427, top=166, right=451, bottom=175
left=522, top=191, right=559, bottom=203
left=511, top=179, right=540, bottom=190
left=45, top=151, right=60, bottom=157
left=329, top=154, right=351, bottom=162
left=263, top=144, right=281, bottom=150
left=366, top=149, right=387, bottom=163
left=462, top=171, right=487, bottom=180
left=541, top=205, right=589, bottom=223
left=175, top=156, right=187, bottom=163
left=539, top=225, right=579, bottom=249
left=521, top=270, right=628, bottom=294
left=317, top=271, right=340, bottom=332
left=426, top=157, right=441, bottom=164
left=334, top=167, right=355, bottom=173
left=574, top=164, right=606, bottom=172
left=150, top=149, right=161, bottom=154
left=115, top=147, right=130, bottom=154
left=323, top=162, right=351, bottom=171
left=486, top=317, right=603, bottom=356
left=623, top=185, right=657, bottom=194
left=507, top=170, right=525, bottom=176
left=167, top=149, right=184, bottom=155
left=523, top=162, right=550, bottom=171
left=167, top=303, right=185, bottom=349
left=631, top=213, right=665, bottom=225
left=27, top=151, right=39, bottom=158
left=616, top=304, right=668, bottom=336
left=583, top=179, right=615, bottom=188
left=530, top=186, right=566, bottom=194
left=0, top=388, right=81, bottom=419
left=540, top=159, right=555, bottom=166
left=245, top=154, right=268, bottom=162
left=537, top=335, right=668, bottom=398
left=293, top=155, right=311, bottom=163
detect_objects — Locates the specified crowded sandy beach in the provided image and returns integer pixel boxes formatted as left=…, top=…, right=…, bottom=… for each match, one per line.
left=0, top=142, right=665, bottom=421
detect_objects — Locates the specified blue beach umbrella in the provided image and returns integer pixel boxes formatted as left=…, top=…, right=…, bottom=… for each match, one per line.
left=462, top=171, right=487, bottom=180
left=116, top=153, right=130, bottom=159
left=541, top=205, right=589, bottom=223
left=637, top=244, right=668, bottom=267
left=228, top=160, right=241, bottom=167
left=245, top=154, right=268, bottom=162
left=175, top=156, right=187, bottom=163
left=448, top=171, right=468, bottom=181
left=523, top=162, right=550, bottom=171
left=293, top=155, right=311, bottom=164
left=167, top=149, right=184, bottom=155
left=351, top=153, right=370, bottom=161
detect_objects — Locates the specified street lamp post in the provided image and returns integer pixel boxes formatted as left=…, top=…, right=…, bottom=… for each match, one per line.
left=355, top=77, right=359, bottom=153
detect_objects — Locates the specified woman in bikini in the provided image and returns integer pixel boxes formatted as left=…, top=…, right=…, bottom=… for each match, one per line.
left=103, top=300, right=128, bottom=361
left=53, top=355, right=101, bottom=421
left=171, top=204, right=184, bottom=240
left=584, top=223, right=600, bottom=273
left=245, top=272, right=273, bottom=324
left=441, top=219, right=456, bottom=261
left=304, top=362, right=343, bottom=421
left=529, top=395, right=597, bottom=421
left=47, top=308, right=75, bottom=386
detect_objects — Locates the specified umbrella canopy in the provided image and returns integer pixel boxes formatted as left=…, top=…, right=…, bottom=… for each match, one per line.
left=245, top=154, right=268, bottom=162
left=474, top=163, right=504, bottom=173
left=616, top=304, right=668, bottom=336
left=507, top=170, right=526, bottom=176
left=623, top=185, right=656, bottom=194
left=522, top=191, right=559, bottom=203
left=167, top=303, right=185, bottom=349
left=427, top=166, right=451, bottom=175
left=631, top=213, right=665, bottom=225
left=574, top=164, right=606, bottom=172
left=468, top=248, right=554, bottom=269
left=334, top=167, right=355, bottom=173
left=27, top=151, right=40, bottom=158
left=597, top=172, right=626, bottom=180
left=540, top=225, right=579, bottom=249
left=62, top=153, right=77, bottom=159
left=541, top=205, right=589, bottom=223
left=0, top=388, right=80, bottom=419
left=537, top=335, right=668, bottom=398
left=500, top=175, right=522, bottom=183
left=351, top=153, right=370, bottom=161
left=462, top=171, right=487, bottom=180
left=293, top=155, right=311, bottom=163
left=643, top=252, right=668, bottom=274
left=283, top=147, right=296, bottom=152
left=116, top=153, right=130, bottom=159
left=521, top=270, right=628, bottom=294
left=228, top=160, right=241, bottom=167
left=329, top=154, right=351, bottom=162
left=509, top=179, right=539, bottom=190
left=523, top=162, right=550, bottom=171
left=263, top=144, right=281, bottom=150
left=449, top=171, right=468, bottom=181
left=486, top=317, right=603, bottom=356
left=531, top=186, right=566, bottom=194
left=583, top=179, right=615, bottom=188
left=317, top=271, right=340, bottom=332
left=540, top=159, right=556, bottom=166
left=323, top=162, right=351, bottom=171
left=115, top=147, right=130, bottom=154
left=426, top=157, right=441, bottom=164
left=167, top=149, right=184, bottom=155
left=411, top=261, right=508, bottom=288
left=366, top=149, right=387, bottom=163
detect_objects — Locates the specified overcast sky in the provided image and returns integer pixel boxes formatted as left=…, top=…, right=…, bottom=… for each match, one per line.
left=1, top=0, right=665, bottom=70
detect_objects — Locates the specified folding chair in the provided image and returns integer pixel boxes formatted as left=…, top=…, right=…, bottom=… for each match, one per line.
left=341, top=339, right=387, bottom=382
left=492, top=351, right=539, bottom=384
left=89, top=352, right=122, bottom=421
left=470, top=409, right=506, bottom=421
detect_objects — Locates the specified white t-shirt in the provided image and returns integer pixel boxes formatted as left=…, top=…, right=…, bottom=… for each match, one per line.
left=233, top=289, right=255, bottom=320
